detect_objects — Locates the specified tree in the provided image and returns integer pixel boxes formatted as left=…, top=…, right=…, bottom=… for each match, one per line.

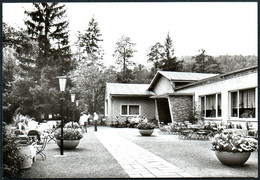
left=77, top=17, right=103, bottom=66
left=2, top=23, right=39, bottom=123
left=159, top=33, right=183, bottom=71
left=131, top=64, right=154, bottom=83
left=113, top=35, right=137, bottom=72
left=147, top=42, right=164, bottom=74
left=24, top=2, right=72, bottom=75
left=191, top=49, right=221, bottom=73
left=69, top=60, right=117, bottom=114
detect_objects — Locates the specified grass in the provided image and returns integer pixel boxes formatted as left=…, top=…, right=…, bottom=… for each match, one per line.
left=118, top=128, right=258, bottom=178
left=19, top=126, right=258, bottom=178
left=19, top=127, right=129, bottom=178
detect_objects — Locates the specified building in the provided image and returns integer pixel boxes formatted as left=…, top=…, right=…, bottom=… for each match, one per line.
left=105, top=66, right=258, bottom=128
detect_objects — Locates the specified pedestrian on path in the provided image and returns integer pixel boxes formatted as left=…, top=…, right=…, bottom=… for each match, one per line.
left=93, top=112, right=99, bottom=131
left=83, top=113, right=88, bottom=133
left=79, top=112, right=85, bottom=133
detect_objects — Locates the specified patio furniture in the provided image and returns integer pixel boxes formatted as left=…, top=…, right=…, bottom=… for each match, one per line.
left=47, top=128, right=57, bottom=143
left=35, top=136, right=48, bottom=160
left=28, top=130, right=41, bottom=143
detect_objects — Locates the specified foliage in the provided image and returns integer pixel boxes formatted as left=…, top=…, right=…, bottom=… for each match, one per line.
left=191, top=49, right=221, bottom=73
left=54, top=128, right=83, bottom=140
left=158, top=33, right=183, bottom=71
left=137, top=123, right=156, bottom=129
left=25, top=2, right=72, bottom=74
left=113, top=35, right=137, bottom=71
left=147, top=42, right=164, bottom=73
left=3, top=122, right=24, bottom=178
left=212, top=133, right=258, bottom=152
left=77, top=16, right=103, bottom=66
left=64, top=122, right=80, bottom=129
left=69, top=62, right=117, bottom=113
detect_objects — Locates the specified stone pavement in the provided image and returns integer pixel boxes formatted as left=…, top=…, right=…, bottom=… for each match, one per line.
left=94, top=130, right=193, bottom=178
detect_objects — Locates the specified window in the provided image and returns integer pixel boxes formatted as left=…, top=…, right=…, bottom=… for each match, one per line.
left=230, top=88, right=256, bottom=118
left=129, top=105, right=139, bottom=115
left=200, top=93, right=221, bottom=118
left=121, top=105, right=140, bottom=116
left=121, top=105, right=128, bottom=115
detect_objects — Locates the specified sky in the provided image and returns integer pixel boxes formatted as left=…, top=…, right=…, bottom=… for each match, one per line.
left=2, top=2, right=258, bottom=66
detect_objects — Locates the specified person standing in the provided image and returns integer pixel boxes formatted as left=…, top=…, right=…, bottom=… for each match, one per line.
left=93, top=112, right=99, bottom=131
left=79, top=112, right=85, bottom=133
left=83, top=113, right=88, bottom=133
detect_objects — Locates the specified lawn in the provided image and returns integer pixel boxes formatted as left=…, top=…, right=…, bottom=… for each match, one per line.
left=19, top=128, right=129, bottom=178
left=118, top=127, right=258, bottom=178
left=19, top=126, right=258, bottom=178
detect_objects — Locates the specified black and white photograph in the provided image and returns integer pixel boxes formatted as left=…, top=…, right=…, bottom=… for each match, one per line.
left=2, top=1, right=258, bottom=179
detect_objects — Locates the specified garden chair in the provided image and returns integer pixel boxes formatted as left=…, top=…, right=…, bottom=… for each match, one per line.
left=28, top=130, right=41, bottom=144
left=47, top=128, right=56, bottom=143
left=35, top=136, right=48, bottom=160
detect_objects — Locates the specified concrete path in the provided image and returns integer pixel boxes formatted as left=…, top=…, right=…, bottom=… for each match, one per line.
left=94, top=130, right=193, bottom=178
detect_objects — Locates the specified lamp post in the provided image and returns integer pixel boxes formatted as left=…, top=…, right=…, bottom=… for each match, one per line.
left=57, top=76, right=67, bottom=155
left=71, top=93, right=76, bottom=126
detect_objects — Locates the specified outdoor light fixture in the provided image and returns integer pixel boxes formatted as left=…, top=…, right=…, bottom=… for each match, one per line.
left=57, top=75, right=67, bottom=156
left=58, top=76, right=67, bottom=92
left=71, top=93, right=76, bottom=103
left=71, top=93, right=76, bottom=124
left=76, top=100, right=79, bottom=106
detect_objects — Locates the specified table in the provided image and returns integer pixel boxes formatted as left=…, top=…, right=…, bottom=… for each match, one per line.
left=223, top=129, right=248, bottom=137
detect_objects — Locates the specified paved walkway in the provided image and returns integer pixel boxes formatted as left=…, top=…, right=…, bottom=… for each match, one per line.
left=94, top=130, right=193, bottom=178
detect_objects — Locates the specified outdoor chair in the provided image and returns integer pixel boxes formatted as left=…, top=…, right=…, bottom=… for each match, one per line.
left=28, top=130, right=41, bottom=143
left=47, top=128, right=56, bottom=143
left=35, top=136, right=48, bottom=160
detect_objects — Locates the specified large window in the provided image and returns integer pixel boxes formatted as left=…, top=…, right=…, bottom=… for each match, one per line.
left=121, top=105, right=140, bottom=116
left=230, top=88, right=256, bottom=118
left=201, top=93, right=221, bottom=118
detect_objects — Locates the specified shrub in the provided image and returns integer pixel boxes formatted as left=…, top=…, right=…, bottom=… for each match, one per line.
left=54, top=128, right=83, bottom=140
left=64, top=121, right=80, bottom=129
left=3, top=122, right=23, bottom=178
left=137, top=123, right=156, bottom=130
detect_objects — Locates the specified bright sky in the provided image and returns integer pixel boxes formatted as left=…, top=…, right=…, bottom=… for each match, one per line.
left=3, top=2, right=258, bottom=66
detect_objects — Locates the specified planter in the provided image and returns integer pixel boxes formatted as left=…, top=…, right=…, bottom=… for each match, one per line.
left=139, top=129, right=154, bottom=136
left=17, top=145, right=33, bottom=169
left=56, top=140, right=80, bottom=150
left=215, top=151, right=251, bottom=166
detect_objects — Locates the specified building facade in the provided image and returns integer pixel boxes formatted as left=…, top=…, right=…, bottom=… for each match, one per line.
left=105, top=66, right=258, bottom=129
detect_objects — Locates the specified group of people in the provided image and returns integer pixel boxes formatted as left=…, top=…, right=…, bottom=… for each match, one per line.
left=79, top=112, right=99, bottom=132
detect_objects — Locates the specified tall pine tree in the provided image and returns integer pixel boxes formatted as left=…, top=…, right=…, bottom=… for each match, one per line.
left=25, top=2, right=72, bottom=75
left=159, top=33, right=183, bottom=71
left=77, top=16, right=103, bottom=66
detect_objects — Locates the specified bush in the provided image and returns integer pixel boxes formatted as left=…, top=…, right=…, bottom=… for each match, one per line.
left=137, top=123, right=156, bottom=130
left=3, top=122, right=23, bottom=178
left=54, top=128, right=83, bottom=140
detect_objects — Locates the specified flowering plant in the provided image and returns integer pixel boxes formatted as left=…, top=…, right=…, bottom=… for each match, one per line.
left=54, top=128, right=83, bottom=140
left=212, top=133, right=257, bottom=152
left=137, top=123, right=156, bottom=130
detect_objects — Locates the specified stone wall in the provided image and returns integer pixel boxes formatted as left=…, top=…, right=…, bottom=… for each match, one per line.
left=169, top=95, right=193, bottom=122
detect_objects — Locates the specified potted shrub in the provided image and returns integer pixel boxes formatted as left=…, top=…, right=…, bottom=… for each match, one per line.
left=54, top=128, right=83, bottom=150
left=212, top=133, right=258, bottom=166
left=137, top=123, right=156, bottom=136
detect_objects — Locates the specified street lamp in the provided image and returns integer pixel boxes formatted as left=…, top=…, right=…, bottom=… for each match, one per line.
left=57, top=76, right=67, bottom=155
left=71, top=93, right=76, bottom=125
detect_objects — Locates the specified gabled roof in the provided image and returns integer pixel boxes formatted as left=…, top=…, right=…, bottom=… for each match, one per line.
left=107, top=83, right=155, bottom=97
left=148, top=71, right=218, bottom=90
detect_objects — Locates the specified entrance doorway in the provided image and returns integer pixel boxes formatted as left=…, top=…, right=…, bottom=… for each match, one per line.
left=156, top=99, right=171, bottom=125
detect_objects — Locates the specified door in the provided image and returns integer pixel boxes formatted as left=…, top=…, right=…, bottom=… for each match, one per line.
left=157, top=98, right=171, bottom=124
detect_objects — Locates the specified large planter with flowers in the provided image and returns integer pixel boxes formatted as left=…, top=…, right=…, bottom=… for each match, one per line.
left=212, top=133, right=257, bottom=166
left=54, top=127, right=83, bottom=150
left=137, top=123, right=156, bottom=136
